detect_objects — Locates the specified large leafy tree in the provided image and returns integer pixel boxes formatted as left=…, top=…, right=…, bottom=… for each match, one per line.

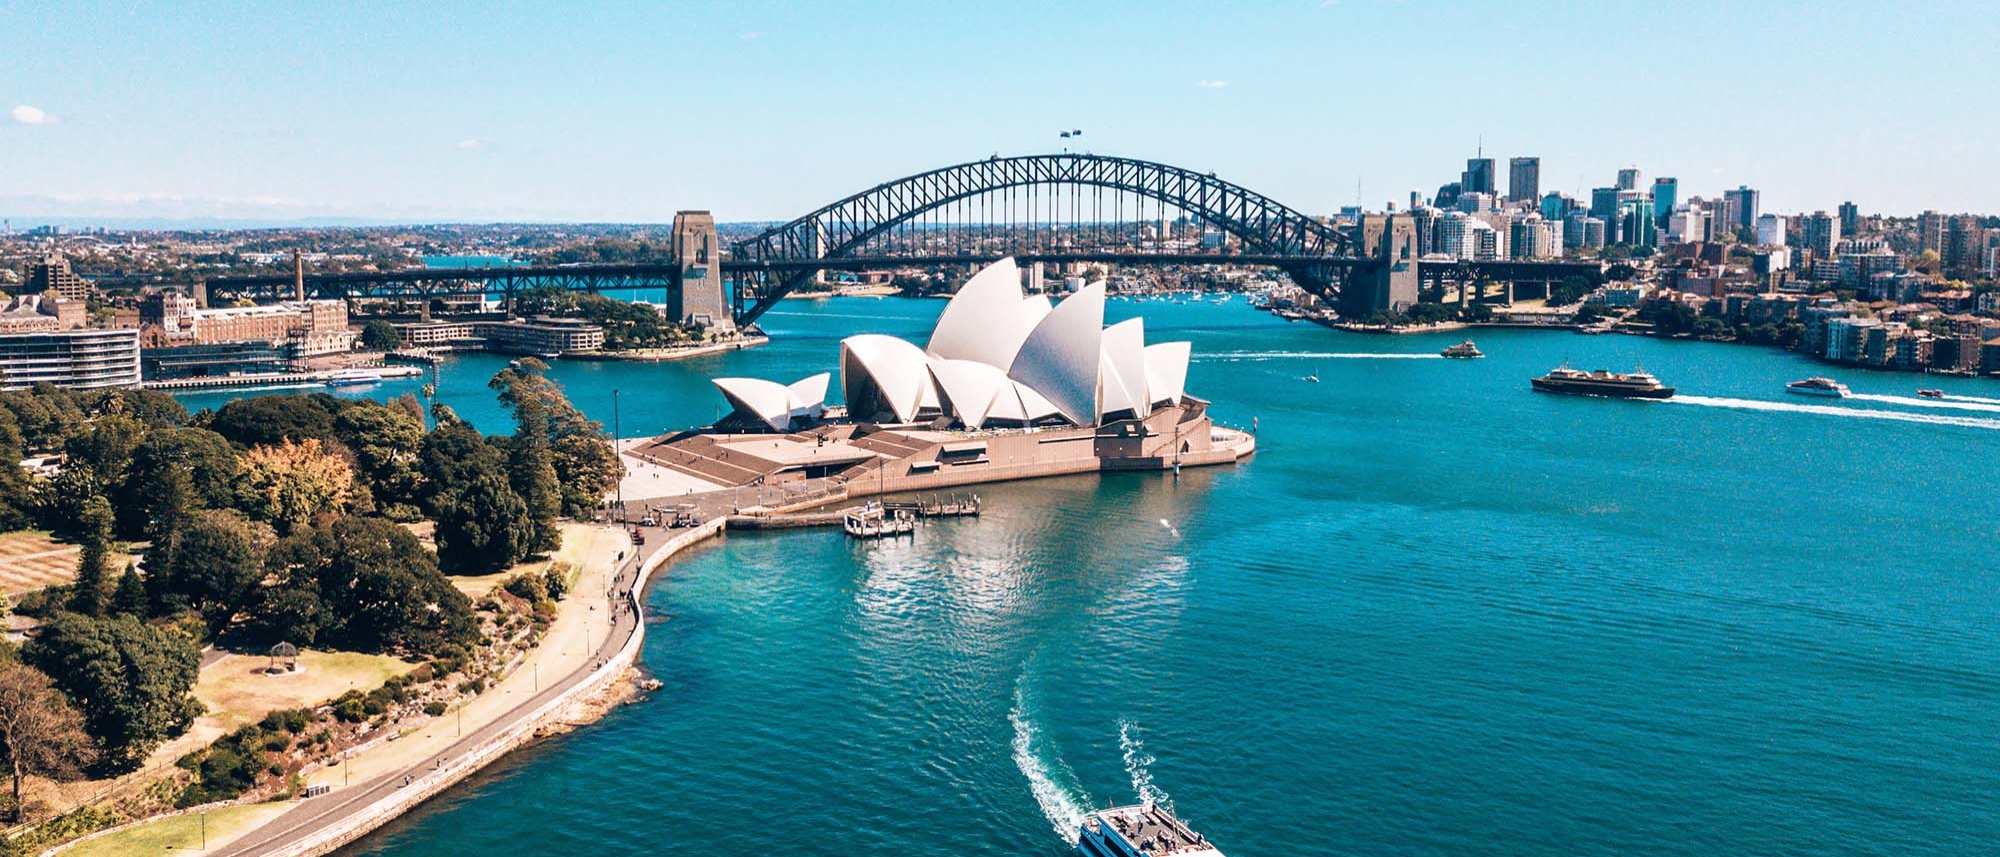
left=204, top=395, right=340, bottom=449
left=433, top=469, right=533, bottom=576
left=359, top=319, right=402, bottom=351
left=248, top=517, right=477, bottom=656
left=331, top=401, right=424, bottom=517
left=115, top=427, right=239, bottom=539
left=161, top=510, right=268, bottom=632
left=0, top=661, right=98, bottom=821
left=237, top=438, right=354, bottom=534
left=489, top=360, right=620, bottom=519
left=416, top=421, right=506, bottom=511
left=0, top=407, right=32, bottom=532
left=21, top=613, right=202, bottom=771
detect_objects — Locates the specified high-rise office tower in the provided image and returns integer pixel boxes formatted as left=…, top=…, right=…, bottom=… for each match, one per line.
left=1651, top=177, right=1678, bottom=228
left=1723, top=186, right=1760, bottom=231
left=1507, top=157, right=1540, bottom=203
left=1838, top=201, right=1860, bottom=236
left=1462, top=158, right=1496, bottom=196
left=1616, top=166, right=1641, bottom=191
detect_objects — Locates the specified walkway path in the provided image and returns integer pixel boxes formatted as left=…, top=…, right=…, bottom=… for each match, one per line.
left=206, top=525, right=654, bottom=857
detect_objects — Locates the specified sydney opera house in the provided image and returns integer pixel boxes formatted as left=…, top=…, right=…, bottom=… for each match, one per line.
left=629, top=258, right=1253, bottom=497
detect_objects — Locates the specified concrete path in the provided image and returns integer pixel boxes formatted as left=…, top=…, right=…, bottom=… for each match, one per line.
left=208, top=526, right=661, bottom=857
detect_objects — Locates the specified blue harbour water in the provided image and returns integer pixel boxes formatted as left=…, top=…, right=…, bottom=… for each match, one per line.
left=184, top=296, right=2000, bottom=856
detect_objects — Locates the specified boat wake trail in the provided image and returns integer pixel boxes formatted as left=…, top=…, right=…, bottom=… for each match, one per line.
left=1848, top=393, right=2000, bottom=413
left=1197, top=351, right=1443, bottom=361
left=1672, top=395, right=2000, bottom=430
left=1011, top=677, right=1090, bottom=841
left=1943, top=393, right=2000, bottom=406
left=1119, top=719, right=1173, bottom=810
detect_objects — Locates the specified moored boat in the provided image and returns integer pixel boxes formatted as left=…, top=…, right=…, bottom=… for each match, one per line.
left=1785, top=377, right=1850, bottom=398
left=1531, top=365, right=1674, bottom=399
left=1078, top=804, right=1224, bottom=857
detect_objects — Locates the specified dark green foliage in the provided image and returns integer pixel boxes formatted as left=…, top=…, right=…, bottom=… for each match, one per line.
left=21, top=613, right=203, bottom=772
left=331, top=401, right=425, bottom=516
left=489, top=360, right=620, bottom=519
left=65, top=497, right=114, bottom=617
left=109, top=565, right=147, bottom=617
left=160, top=510, right=267, bottom=632
left=433, top=470, right=532, bottom=576
left=0, top=408, right=33, bottom=532
left=416, top=422, right=506, bottom=513
left=174, top=707, right=313, bottom=806
left=359, top=320, right=402, bottom=351
left=1550, top=275, right=1595, bottom=306
left=116, top=427, right=239, bottom=538
left=204, top=395, right=341, bottom=448
left=247, top=517, right=478, bottom=657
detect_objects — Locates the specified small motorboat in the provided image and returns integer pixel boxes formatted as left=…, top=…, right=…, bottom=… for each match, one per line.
left=1441, top=340, right=1483, bottom=359
left=1917, top=389, right=1944, bottom=399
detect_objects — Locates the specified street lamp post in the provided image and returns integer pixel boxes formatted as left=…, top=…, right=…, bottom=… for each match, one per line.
left=612, top=389, right=624, bottom=525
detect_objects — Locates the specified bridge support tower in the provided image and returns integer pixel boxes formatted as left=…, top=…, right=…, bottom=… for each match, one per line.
left=672, top=211, right=733, bottom=333
left=1340, top=213, right=1419, bottom=319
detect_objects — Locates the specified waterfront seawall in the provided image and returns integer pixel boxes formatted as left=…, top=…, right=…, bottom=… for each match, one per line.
left=257, top=518, right=726, bottom=857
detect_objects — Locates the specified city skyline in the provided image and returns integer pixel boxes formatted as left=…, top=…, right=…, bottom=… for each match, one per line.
left=5, top=0, right=1997, bottom=224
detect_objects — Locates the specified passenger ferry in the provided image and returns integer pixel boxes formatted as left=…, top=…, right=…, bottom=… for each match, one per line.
left=1078, top=804, right=1224, bottom=857
left=324, top=372, right=383, bottom=388
left=1785, top=377, right=1850, bottom=398
left=1530, top=365, right=1675, bottom=399
left=1440, top=340, right=1483, bottom=359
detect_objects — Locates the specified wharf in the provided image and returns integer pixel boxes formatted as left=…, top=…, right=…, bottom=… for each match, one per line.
left=144, top=365, right=424, bottom=392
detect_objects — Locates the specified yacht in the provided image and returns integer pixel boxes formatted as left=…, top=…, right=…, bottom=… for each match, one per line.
left=1785, top=377, right=1850, bottom=398
left=1078, top=804, right=1224, bottom=857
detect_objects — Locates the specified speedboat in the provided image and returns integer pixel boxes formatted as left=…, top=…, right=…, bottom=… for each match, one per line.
left=1785, top=377, right=1850, bottom=398
left=1917, top=389, right=1944, bottom=399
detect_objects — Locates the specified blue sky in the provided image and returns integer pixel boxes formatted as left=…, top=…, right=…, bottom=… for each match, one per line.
left=3, top=1, right=1994, bottom=224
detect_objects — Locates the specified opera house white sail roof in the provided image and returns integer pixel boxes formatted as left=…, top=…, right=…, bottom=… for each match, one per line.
left=712, top=373, right=831, bottom=431
left=715, top=257, right=1192, bottom=431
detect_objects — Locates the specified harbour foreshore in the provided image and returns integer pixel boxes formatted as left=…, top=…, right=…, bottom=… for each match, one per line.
left=51, top=519, right=720, bottom=857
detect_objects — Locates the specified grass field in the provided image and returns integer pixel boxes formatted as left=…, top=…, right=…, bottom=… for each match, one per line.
left=63, top=802, right=295, bottom=857
left=195, top=650, right=416, bottom=731
left=0, top=530, right=137, bottom=598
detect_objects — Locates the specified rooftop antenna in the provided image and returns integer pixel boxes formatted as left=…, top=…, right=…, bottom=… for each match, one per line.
left=1477, top=135, right=1482, bottom=159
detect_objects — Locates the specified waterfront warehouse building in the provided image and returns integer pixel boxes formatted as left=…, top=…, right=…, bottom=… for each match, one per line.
left=0, top=328, right=142, bottom=390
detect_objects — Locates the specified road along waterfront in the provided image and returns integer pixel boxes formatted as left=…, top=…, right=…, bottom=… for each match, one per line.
left=173, top=296, right=2000, bottom=857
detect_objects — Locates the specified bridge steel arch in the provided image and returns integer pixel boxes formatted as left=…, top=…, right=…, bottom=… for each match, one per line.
left=729, top=153, right=1356, bottom=326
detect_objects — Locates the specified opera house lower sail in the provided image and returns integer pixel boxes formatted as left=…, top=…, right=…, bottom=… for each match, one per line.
left=628, top=257, right=1254, bottom=498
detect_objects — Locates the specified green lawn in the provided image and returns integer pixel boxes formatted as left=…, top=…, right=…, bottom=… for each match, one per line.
left=63, top=802, right=294, bottom=857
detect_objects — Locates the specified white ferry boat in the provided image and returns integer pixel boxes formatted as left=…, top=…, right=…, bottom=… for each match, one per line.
left=1785, top=377, right=1850, bottom=398
left=1078, top=804, right=1224, bottom=857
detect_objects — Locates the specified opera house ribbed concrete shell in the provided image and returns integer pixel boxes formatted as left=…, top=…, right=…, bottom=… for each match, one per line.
left=712, top=256, right=1200, bottom=433
left=642, top=256, right=1251, bottom=500
left=715, top=257, right=1191, bottom=431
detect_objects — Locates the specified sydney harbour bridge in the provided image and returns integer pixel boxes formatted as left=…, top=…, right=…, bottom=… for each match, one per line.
left=188, top=154, right=1597, bottom=327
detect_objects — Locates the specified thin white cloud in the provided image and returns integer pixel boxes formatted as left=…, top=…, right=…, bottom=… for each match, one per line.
left=1196, top=80, right=1230, bottom=89
left=10, top=105, right=58, bottom=125
left=456, top=138, right=487, bottom=151
left=740, top=30, right=765, bottom=40
left=1319, top=0, right=1339, bottom=6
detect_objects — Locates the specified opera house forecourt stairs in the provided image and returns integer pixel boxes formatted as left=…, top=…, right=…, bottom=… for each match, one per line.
left=628, top=257, right=1255, bottom=497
